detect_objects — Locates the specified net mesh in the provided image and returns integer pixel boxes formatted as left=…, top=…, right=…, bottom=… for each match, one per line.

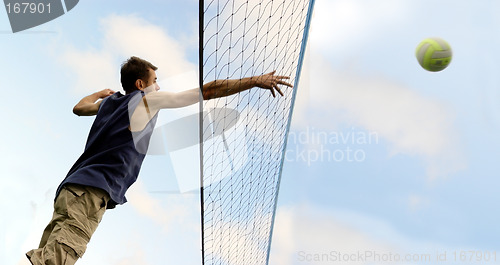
left=200, top=0, right=314, bottom=264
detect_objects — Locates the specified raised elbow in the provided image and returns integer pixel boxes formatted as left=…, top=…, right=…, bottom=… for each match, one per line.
left=73, top=105, right=83, bottom=116
left=73, top=103, right=95, bottom=116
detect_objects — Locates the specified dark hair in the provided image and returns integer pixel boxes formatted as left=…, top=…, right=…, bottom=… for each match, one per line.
left=120, top=56, right=158, bottom=94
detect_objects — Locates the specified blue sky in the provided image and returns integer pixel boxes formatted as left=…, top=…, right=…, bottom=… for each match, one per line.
left=1, top=0, right=500, bottom=265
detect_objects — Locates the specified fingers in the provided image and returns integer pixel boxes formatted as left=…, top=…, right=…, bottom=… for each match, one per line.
left=266, top=81, right=285, bottom=97
left=274, top=85, right=284, bottom=97
left=271, top=76, right=291, bottom=97
left=274, top=75, right=290, bottom=80
left=259, top=71, right=293, bottom=97
left=99, top=88, right=115, bottom=98
left=277, top=80, right=293, bottom=88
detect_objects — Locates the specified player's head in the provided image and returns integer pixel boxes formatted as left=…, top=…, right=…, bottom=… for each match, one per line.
left=120, top=56, right=159, bottom=94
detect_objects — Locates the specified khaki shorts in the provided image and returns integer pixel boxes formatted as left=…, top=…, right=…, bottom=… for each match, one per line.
left=26, top=184, right=109, bottom=265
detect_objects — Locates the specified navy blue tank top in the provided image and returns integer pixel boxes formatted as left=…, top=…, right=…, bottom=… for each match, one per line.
left=56, top=90, right=157, bottom=209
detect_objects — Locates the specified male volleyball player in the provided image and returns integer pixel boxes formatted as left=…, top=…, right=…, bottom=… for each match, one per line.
left=26, top=56, right=292, bottom=265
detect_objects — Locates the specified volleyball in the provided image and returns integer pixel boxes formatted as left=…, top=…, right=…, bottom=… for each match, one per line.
left=415, top=37, right=452, bottom=72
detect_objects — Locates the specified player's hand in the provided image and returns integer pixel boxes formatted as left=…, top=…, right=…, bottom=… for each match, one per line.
left=254, top=71, right=293, bottom=97
left=97, top=88, right=115, bottom=99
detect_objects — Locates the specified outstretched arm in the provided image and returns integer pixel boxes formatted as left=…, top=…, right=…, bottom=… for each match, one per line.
left=129, top=72, right=291, bottom=131
left=202, top=71, right=291, bottom=100
left=73, top=89, right=115, bottom=116
left=143, top=71, right=293, bottom=110
left=130, top=72, right=292, bottom=132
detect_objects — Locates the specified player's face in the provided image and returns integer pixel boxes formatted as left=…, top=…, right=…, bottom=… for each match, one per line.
left=143, top=68, right=160, bottom=93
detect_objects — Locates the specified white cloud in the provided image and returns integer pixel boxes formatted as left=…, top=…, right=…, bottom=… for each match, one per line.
left=270, top=204, right=401, bottom=265
left=110, top=241, right=150, bottom=265
left=60, top=14, right=197, bottom=95
left=298, top=52, right=465, bottom=179
left=288, top=0, right=465, bottom=179
left=76, top=181, right=201, bottom=265
left=126, top=180, right=189, bottom=233
left=1, top=161, right=56, bottom=265
left=16, top=257, right=31, bottom=265
left=100, top=15, right=196, bottom=78
left=203, top=207, right=275, bottom=265
left=311, top=0, right=412, bottom=53
left=61, top=49, right=118, bottom=94
left=270, top=203, right=500, bottom=265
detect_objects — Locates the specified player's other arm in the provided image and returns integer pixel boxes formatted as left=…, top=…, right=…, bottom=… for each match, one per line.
left=145, top=71, right=292, bottom=110
left=73, top=89, right=115, bottom=116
